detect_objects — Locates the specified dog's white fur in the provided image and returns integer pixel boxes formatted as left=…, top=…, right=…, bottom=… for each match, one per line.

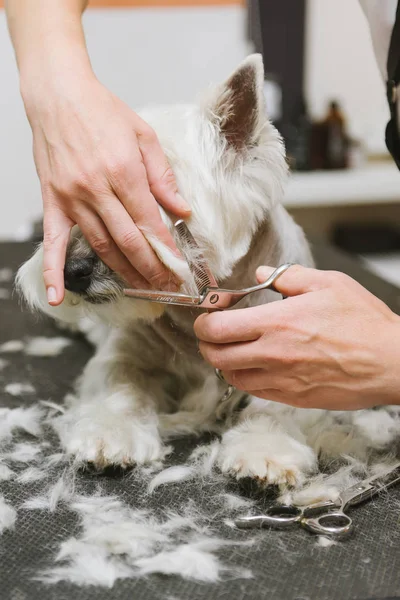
left=16, top=55, right=397, bottom=487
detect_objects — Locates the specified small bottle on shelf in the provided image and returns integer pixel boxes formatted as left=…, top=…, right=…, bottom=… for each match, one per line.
left=323, top=100, right=349, bottom=170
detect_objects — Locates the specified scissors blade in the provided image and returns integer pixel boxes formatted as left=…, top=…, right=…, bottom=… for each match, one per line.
left=123, top=288, right=202, bottom=307
left=174, top=219, right=218, bottom=292
left=234, top=514, right=299, bottom=530
left=340, top=461, right=400, bottom=507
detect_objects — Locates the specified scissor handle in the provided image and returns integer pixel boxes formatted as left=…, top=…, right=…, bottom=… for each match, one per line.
left=201, top=264, right=293, bottom=310
left=234, top=505, right=352, bottom=538
left=303, top=511, right=353, bottom=538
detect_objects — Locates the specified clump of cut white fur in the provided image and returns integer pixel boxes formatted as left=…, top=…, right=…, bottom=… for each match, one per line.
left=5, top=442, right=42, bottom=464
left=0, top=405, right=44, bottom=442
left=37, top=490, right=254, bottom=587
left=316, top=536, right=336, bottom=548
left=220, top=493, right=254, bottom=512
left=148, top=465, right=196, bottom=493
left=0, top=336, right=71, bottom=358
left=0, top=406, right=46, bottom=494
left=0, top=464, right=15, bottom=481
left=39, top=544, right=134, bottom=588
left=4, top=382, right=36, bottom=397
left=147, top=440, right=223, bottom=494
left=25, top=337, right=72, bottom=357
left=0, top=340, right=24, bottom=353
left=22, top=472, right=74, bottom=512
left=134, top=538, right=253, bottom=582
left=16, top=466, right=48, bottom=484
left=0, top=495, right=17, bottom=534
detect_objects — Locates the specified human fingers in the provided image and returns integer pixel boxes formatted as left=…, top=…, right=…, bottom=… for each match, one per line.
left=137, top=122, right=191, bottom=217
left=42, top=207, right=74, bottom=305
left=194, top=308, right=265, bottom=344
left=74, top=207, right=150, bottom=289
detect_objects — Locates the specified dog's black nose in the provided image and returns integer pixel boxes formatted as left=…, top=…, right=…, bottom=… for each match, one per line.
left=64, top=258, right=94, bottom=294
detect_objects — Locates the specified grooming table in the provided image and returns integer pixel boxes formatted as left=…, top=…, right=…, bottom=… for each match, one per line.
left=1, top=241, right=400, bottom=600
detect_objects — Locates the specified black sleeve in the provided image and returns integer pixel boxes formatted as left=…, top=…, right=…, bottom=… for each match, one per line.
left=386, top=1, right=400, bottom=169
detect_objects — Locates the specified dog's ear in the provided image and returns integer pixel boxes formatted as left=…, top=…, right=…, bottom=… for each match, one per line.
left=210, top=54, right=266, bottom=150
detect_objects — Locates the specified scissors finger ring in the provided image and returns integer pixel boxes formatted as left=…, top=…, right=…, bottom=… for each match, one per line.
left=266, top=262, right=293, bottom=295
left=215, top=368, right=226, bottom=383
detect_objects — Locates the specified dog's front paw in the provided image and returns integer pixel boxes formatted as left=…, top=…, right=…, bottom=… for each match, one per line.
left=57, top=407, right=167, bottom=469
left=218, top=415, right=316, bottom=487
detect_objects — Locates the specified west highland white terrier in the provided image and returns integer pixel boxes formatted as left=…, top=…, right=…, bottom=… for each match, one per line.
left=18, top=55, right=393, bottom=490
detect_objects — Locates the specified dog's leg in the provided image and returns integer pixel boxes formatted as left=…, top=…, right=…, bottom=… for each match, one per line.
left=53, top=335, right=168, bottom=469
left=218, top=397, right=317, bottom=487
left=55, top=387, right=167, bottom=469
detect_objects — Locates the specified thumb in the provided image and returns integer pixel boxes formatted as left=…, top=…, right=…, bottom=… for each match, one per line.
left=256, top=264, right=327, bottom=297
left=42, top=209, right=73, bottom=306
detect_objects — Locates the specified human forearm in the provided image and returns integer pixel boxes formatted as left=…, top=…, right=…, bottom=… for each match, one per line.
left=5, top=0, right=92, bottom=101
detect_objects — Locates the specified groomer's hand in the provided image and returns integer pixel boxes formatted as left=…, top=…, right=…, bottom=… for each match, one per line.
left=6, top=0, right=191, bottom=306
left=28, top=74, right=190, bottom=305
left=194, top=265, right=400, bottom=410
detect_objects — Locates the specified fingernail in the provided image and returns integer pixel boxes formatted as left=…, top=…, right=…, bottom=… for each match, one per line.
left=175, top=193, right=191, bottom=213
left=256, top=266, right=275, bottom=282
left=47, top=286, right=57, bottom=304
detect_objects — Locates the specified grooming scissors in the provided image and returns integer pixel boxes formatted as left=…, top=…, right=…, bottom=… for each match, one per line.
left=234, top=461, right=400, bottom=538
left=123, top=219, right=291, bottom=310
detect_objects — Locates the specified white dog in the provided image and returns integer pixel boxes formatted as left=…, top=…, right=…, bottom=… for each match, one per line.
left=17, top=55, right=394, bottom=490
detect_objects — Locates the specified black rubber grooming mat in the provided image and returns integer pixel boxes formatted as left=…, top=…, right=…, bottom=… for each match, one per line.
left=1, top=241, right=400, bottom=600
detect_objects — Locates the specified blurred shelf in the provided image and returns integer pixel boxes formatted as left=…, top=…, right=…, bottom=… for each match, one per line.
left=284, top=162, right=400, bottom=209
left=360, top=253, right=400, bottom=288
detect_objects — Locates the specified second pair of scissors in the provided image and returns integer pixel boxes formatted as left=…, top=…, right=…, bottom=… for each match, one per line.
left=234, top=461, right=400, bottom=538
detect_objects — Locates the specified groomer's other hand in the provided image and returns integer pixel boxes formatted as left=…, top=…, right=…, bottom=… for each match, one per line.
left=194, top=265, right=400, bottom=410
left=6, top=0, right=191, bottom=306
left=27, top=73, right=190, bottom=305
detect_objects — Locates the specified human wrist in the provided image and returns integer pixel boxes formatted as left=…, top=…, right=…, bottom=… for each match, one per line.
left=13, top=3, right=93, bottom=109
left=20, top=40, right=95, bottom=117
